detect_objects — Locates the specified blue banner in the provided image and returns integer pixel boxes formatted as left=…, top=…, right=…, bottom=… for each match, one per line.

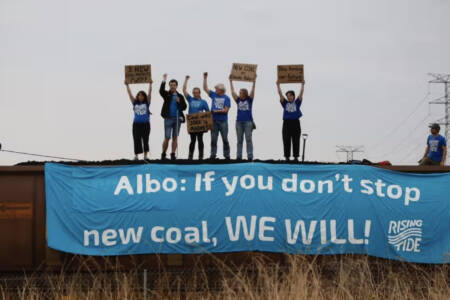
left=45, top=163, right=450, bottom=263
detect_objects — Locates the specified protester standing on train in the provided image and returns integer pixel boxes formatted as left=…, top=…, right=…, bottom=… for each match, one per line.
left=276, top=79, right=305, bottom=161
left=229, top=76, right=256, bottom=161
left=203, top=72, right=231, bottom=160
left=160, top=74, right=187, bottom=160
left=125, top=79, right=152, bottom=160
left=183, top=75, right=210, bottom=160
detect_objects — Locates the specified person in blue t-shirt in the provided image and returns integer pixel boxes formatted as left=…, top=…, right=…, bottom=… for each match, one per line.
left=203, top=72, right=231, bottom=160
left=419, top=123, right=447, bottom=166
left=230, top=75, right=256, bottom=161
left=277, top=79, right=305, bottom=161
left=183, top=75, right=210, bottom=160
left=125, top=79, right=152, bottom=160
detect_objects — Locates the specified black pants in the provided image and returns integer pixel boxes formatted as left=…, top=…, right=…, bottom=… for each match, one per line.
left=282, top=119, right=301, bottom=158
left=132, top=122, right=150, bottom=155
left=189, top=132, right=204, bottom=157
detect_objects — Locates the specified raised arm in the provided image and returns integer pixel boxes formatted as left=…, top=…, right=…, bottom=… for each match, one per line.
left=183, top=75, right=190, bottom=98
left=147, top=80, right=153, bottom=103
left=125, top=80, right=134, bottom=103
left=229, top=76, right=238, bottom=101
left=159, top=73, right=168, bottom=97
left=203, top=72, right=211, bottom=95
left=276, top=80, right=284, bottom=103
left=298, top=80, right=305, bottom=100
left=249, top=75, right=256, bottom=99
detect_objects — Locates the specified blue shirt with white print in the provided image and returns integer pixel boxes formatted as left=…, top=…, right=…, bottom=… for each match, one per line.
left=281, top=98, right=302, bottom=120
left=133, top=100, right=150, bottom=123
left=236, top=97, right=253, bottom=122
left=427, top=134, right=447, bottom=162
left=187, top=95, right=210, bottom=114
left=209, top=91, right=231, bottom=121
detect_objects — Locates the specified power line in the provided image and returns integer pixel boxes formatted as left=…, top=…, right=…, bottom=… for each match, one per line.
left=428, top=73, right=450, bottom=156
left=369, top=86, right=430, bottom=151
left=399, top=142, right=425, bottom=164
left=0, top=146, right=82, bottom=162
left=374, top=113, right=430, bottom=159
left=370, top=74, right=450, bottom=162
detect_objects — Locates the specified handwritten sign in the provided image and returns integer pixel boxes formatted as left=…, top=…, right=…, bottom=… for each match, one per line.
left=187, top=111, right=213, bottom=133
left=277, top=65, right=304, bottom=83
left=125, top=65, right=152, bottom=84
left=230, top=63, right=257, bottom=82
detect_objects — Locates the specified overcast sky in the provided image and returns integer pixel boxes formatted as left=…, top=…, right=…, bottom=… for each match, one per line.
left=1, top=0, right=449, bottom=165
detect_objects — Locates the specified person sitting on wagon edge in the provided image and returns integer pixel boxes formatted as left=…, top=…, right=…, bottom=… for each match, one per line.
left=419, top=123, right=447, bottom=166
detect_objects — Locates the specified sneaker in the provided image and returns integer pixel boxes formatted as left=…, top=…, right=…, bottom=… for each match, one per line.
left=170, top=153, right=176, bottom=161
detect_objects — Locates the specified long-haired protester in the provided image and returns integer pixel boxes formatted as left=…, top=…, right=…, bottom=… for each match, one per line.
left=203, top=72, right=231, bottom=160
left=183, top=75, right=210, bottom=160
left=230, top=76, right=256, bottom=161
left=160, top=74, right=187, bottom=160
left=125, top=79, right=152, bottom=160
left=276, top=79, right=305, bottom=161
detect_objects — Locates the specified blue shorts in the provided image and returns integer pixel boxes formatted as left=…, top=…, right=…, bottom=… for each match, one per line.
left=164, top=118, right=181, bottom=139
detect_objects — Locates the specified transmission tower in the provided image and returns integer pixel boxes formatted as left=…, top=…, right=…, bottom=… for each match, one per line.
left=428, top=73, right=450, bottom=147
left=336, top=145, right=364, bottom=162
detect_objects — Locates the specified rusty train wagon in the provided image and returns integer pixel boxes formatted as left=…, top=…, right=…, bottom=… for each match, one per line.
left=0, top=164, right=448, bottom=272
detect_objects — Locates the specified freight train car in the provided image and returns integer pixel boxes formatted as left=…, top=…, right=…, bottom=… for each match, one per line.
left=0, top=163, right=448, bottom=272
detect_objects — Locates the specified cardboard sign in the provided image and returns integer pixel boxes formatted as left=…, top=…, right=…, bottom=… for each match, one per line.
left=125, top=65, right=152, bottom=84
left=277, top=65, right=304, bottom=83
left=230, top=63, right=257, bottom=82
left=187, top=111, right=213, bottom=133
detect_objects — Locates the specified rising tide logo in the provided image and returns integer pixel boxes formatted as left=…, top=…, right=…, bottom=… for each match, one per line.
left=387, top=220, right=422, bottom=253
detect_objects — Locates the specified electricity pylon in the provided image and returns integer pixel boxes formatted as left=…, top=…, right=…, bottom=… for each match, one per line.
left=336, top=145, right=364, bottom=162
left=428, top=73, right=450, bottom=147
